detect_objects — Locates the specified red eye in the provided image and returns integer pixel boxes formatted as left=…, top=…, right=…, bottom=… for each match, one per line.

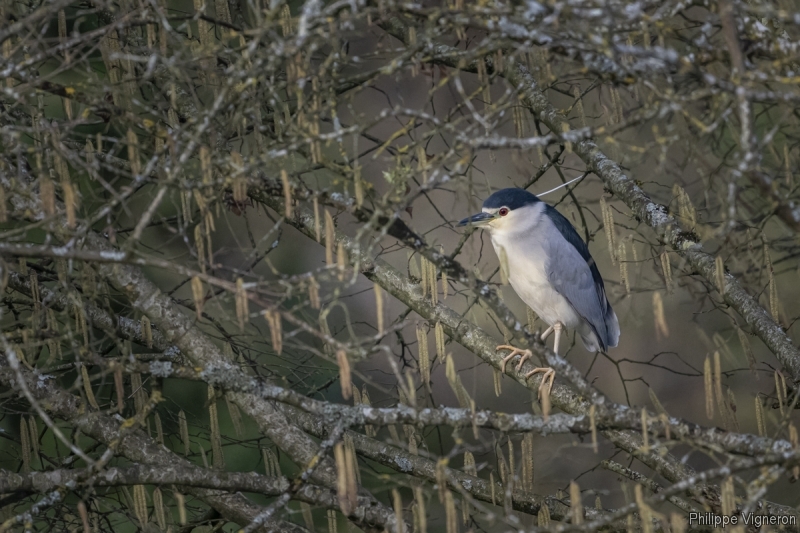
left=499, top=207, right=509, bottom=216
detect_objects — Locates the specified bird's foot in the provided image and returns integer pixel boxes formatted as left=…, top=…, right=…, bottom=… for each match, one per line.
left=496, top=345, right=534, bottom=374
left=525, top=367, right=556, bottom=419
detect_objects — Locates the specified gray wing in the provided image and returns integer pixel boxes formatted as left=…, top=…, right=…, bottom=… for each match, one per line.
left=542, top=205, right=617, bottom=350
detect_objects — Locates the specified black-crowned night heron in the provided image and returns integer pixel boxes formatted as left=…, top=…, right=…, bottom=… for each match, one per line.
left=458, top=188, right=619, bottom=406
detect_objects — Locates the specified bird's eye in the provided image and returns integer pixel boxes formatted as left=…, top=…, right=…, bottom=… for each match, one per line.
left=499, top=207, right=509, bottom=216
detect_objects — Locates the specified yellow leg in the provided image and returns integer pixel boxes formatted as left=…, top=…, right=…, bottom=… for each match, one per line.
left=496, top=345, right=533, bottom=374
left=525, top=367, right=556, bottom=419
left=552, top=322, right=564, bottom=355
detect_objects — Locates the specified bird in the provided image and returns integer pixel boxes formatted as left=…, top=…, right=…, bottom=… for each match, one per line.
left=458, top=187, right=619, bottom=409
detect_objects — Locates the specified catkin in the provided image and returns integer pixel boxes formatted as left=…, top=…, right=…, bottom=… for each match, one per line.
left=414, top=486, right=427, bottom=533
left=704, top=356, right=713, bottom=419
left=444, top=490, right=457, bottom=533
left=641, top=408, right=649, bottom=451
left=391, top=489, right=406, bottom=533
left=313, top=197, right=321, bottom=242
left=445, top=354, right=472, bottom=409
left=263, top=309, right=282, bottom=354
left=309, top=278, right=321, bottom=309
left=721, top=477, right=735, bottom=516
left=715, top=255, right=726, bottom=294
left=774, top=371, right=787, bottom=417
left=619, top=241, right=629, bottom=294
left=325, top=210, right=335, bottom=265
left=27, top=417, right=38, bottom=458
left=20, top=417, right=31, bottom=472
left=336, top=349, right=352, bottom=400
left=671, top=513, right=687, bottom=533
left=81, top=364, right=99, bottom=409
left=661, top=251, right=672, bottom=293
left=301, top=503, right=314, bottom=530
left=652, top=292, right=669, bottom=338
left=235, top=278, right=248, bottom=331
left=208, top=385, right=224, bottom=469
left=416, top=324, right=430, bottom=386
left=194, top=223, right=206, bottom=273
left=600, top=198, right=616, bottom=264
left=191, top=276, right=204, bottom=319
left=420, top=257, right=429, bottom=297
left=353, top=165, right=364, bottom=207
left=361, top=387, right=375, bottom=437
left=175, top=492, right=187, bottom=525
left=521, top=433, right=535, bottom=490
left=335, top=442, right=357, bottom=514
left=133, top=485, right=148, bottom=526
left=737, top=328, right=757, bottom=375
left=226, top=396, right=243, bottom=437
left=281, top=169, right=292, bottom=218
left=538, top=503, right=551, bottom=527
left=127, top=129, right=140, bottom=176
left=153, top=487, right=166, bottom=529
left=179, top=409, right=190, bottom=455
left=374, top=284, right=384, bottom=334
left=570, top=481, right=583, bottom=525
left=755, top=396, right=766, bottom=436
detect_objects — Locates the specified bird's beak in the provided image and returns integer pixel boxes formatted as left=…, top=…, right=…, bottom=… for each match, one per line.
left=457, top=212, right=497, bottom=227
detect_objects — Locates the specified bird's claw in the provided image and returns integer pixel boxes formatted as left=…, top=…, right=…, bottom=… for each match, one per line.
left=525, top=367, right=556, bottom=420
left=496, top=345, right=533, bottom=374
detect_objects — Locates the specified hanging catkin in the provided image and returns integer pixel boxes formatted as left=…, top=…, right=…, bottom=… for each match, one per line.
left=521, top=433, right=534, bottom=490
left=235, top=278, right=248, bottom=331
left=141, top=315, right=152, bottom=348
left=736, top=327, right=757, bottom=375
left=179, top=409, right=190, bottom=455
left=755, top=396, right=766, bottom=436
left=715, top=255, right=726, bottom=294
left=127, top=129, right=140, bottom=176
left=153, top=487, right=166, bottom=530
left=27, top=417, right=38, bottom=458
left=226, top=396, right=243, bottom=437
left=20, top=417, right=31, bottom=472
left=263, top=309, right=282, bottom=354
left=434, top=322, right=446, bottom=361
left=81, top=364, right=99, bottom=409
left=334, top=442, right=357, bottom=514
left=445, top=354, right=472, bottom=409
left=374, top=283, right=384, bottom=334
left=194, top=223, right=206, bottom=274
left=618, top=241, right=629, bottom=294
left=361, top=386, right=376, bottom=437
left=325, top=210, right=335, bottom=265
left=336, top=349, right=352, bottom=400
left=661, top=251, right=672, bottom=293
left=191, top=276, right=204, bottom=318
left=570, top=481, right=584, bottom=525
left=652, top=292, right=669, bottom=338
left=208, top=385, right=224, bottom=469
left=600, top=197, right=616, bottom=264
left=704, top=356, right=714, bottom=420
left=308, top=278, right=321, bottom=309
left=414, top=486, right=427, bottom=533
left=765, top=245, right=779, bottom=322
left=416, top=324, right=430, bottom=386
left=133, top=485, right=148, bottom=526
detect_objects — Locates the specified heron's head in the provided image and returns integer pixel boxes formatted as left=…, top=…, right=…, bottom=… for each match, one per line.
left=457, top=188, right=542, bottom=234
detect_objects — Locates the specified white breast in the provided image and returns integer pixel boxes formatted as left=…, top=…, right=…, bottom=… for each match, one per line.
left=489, top=205, right=583, bottom=329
